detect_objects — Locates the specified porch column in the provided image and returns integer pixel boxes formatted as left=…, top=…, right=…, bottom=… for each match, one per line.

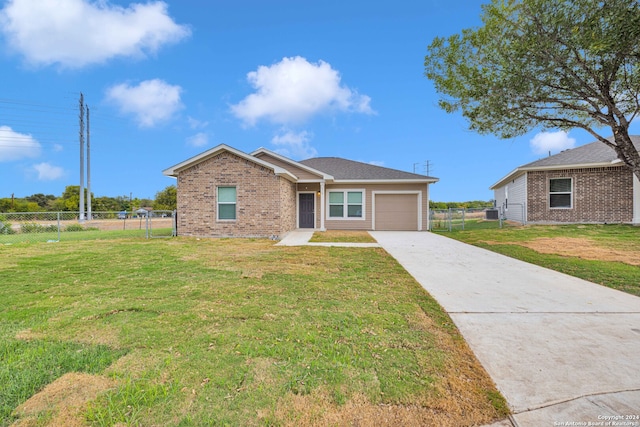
left=320, top=181, right=326, bottom=231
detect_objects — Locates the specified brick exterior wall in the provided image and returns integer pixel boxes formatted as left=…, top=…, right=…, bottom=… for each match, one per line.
left=527, top=167, right=633, bottom=223
left=176, top=152, right=297, bottom=237
left=280, top=178, right=297, bottom=232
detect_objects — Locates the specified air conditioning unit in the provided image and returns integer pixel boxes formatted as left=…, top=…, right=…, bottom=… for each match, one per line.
left=485, top=209, right=499, bottom=220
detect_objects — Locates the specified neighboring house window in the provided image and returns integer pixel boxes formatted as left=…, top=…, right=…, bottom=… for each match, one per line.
left=218, top=186, right=237, bottom=220
left=328, top=190, right=363, bottom=219
left=549, top=178, right=572, bottom=208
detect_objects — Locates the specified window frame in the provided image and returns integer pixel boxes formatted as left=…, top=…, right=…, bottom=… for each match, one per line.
left=549, top=178, right=573, bottom=209
left=217, top=186, right=237, bottom=221
left=327, top=189, right=365, bottom=220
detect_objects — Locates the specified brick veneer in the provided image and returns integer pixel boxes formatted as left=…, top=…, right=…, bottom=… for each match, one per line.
left=176, top=152, right=297, bottom=237
left=527, top=167, right=633, bottom=223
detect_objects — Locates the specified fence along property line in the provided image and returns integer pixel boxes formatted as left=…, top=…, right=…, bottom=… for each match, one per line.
left=428, top=208, right=492, bottom=231
left=0, top=211, right=176, bottom=244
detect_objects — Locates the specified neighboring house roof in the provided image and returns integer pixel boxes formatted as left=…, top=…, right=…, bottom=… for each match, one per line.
left=490, top=136, right=640, bottom=189
left=162, top=144, right=298, bottom=181
left=300, top=157, right=438, bottom=182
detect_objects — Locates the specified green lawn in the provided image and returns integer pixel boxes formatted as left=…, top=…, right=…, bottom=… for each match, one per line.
left=437, top=221, right=640, bottom=296
left=0, top=238, right=507, bottom=426
left=309, top=230, right=377, bottom=243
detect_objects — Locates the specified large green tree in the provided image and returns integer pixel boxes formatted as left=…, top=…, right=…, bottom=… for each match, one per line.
left=153, top=185, right=176, bottom=211
left=424, top=0, right=640, bottom=180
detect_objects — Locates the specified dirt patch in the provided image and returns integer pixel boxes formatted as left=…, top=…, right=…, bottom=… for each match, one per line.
left=501, top=237, right=640, bottom=266
left=272, top=388, right=498, bottom=427
left=12, top=372, right=116, bottom=427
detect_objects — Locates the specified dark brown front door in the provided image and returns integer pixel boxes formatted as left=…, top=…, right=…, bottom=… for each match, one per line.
left=299, top=193, right=315, bottom=228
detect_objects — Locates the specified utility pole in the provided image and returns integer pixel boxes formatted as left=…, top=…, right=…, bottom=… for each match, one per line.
left=79, top=93, right=85, bottom=222
left=413, top=162, right=420, bottom=174
left=86, top=105, right=92, bottom=220
left=425, top=160, right=431, bottom=176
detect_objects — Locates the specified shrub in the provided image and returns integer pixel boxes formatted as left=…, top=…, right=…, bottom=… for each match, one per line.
left=20, top=223, right=57, bottom=233
left=0, top=220, right=16, bottom=235
left=65, top=224, right=99, bottom=232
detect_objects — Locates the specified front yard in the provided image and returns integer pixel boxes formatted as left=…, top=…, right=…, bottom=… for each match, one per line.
left=0, top=238, right=507, bottom=426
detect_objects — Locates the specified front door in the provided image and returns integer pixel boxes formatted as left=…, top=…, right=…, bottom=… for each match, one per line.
left=299, top=193, right=315, bottom=228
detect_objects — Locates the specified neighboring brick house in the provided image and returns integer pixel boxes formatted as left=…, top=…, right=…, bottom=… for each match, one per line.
left=490, top=137, right=640, bottom=225
left=163, top=144, right=438, bottom=238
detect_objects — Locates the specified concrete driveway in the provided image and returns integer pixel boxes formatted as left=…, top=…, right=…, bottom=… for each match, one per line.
left=370, top=231, right=640, bottom=427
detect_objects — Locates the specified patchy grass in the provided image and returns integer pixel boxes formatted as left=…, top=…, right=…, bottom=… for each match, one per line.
left=438, top=222, right=640, bottom=296
left=309, top=230, right=377, bottom=243
left=0, top=237, right=507, bottom=426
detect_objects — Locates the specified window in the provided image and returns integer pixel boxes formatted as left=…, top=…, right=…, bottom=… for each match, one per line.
left=549, top=178, right=572, bottom=208
left=328, top=190, right=363, bottom=219
left=218, top=186, right=236, bottom=220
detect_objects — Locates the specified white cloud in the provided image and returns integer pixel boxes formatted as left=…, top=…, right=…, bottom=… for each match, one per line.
left=187, top=116, right=209, bottom=130
left=0, top=0, right=190, bottom=68
left=0, top=126, right=41, bottom=161
left=530, top=131, right=576, bottom=155
left=231, top=56, right=374, bottom=126
left=368, top=160, right=385, bottom=167
left=33, top=162, right=64, bottom=180
left=271, top=130, right=317, bottom=159
left=53, top=144, right=63, bottom=152
left=106, top=79, right=183, bottom=127
left=186, top=132, right=209, bottom=147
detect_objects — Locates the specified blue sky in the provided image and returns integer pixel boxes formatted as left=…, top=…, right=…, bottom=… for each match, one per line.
left=0, top=0, right=633, bottom=202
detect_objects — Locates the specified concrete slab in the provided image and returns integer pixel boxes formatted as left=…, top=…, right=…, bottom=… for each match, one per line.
left=276, top=230, right=314, bottom=246
left=370, top=231, right=640, bottom=426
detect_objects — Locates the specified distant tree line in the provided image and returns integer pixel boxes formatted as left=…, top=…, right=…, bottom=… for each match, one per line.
left=1, top=185, right=177, bottom=213
left=429, top=200, right=494, bottom=210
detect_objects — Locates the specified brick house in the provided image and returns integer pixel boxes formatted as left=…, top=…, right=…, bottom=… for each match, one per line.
left=490, top=137, right=640, bottom=224
left=163, top=144, right=438, bottom=238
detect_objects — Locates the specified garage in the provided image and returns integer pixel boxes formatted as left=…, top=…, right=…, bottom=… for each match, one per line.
left=373, top=193, right=420, bottom=230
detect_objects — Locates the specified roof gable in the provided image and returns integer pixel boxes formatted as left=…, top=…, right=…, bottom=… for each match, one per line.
left=162, top=144, right=297, bottom=181
left=250, top=148, right=333, bottom=180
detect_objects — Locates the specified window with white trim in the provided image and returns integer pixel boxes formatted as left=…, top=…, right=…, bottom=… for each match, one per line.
left=328, top=190, right=363, bottom=219
left=549, top=178, right=572, bottom=208
left=218, top=186, right=237, bottom=220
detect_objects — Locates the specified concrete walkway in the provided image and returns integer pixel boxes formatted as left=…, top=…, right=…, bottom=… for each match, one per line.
left=370, top=231, right=640, bottom=427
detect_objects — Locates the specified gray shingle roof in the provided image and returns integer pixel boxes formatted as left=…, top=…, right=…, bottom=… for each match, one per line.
left=521, top=135, right=640, bottom=168
left=299, top=157, right=437, bottom=181
left=490, top=135, right=640, bottom=189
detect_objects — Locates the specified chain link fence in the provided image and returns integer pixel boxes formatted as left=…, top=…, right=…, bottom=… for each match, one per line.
left=0, top=211, right=175, bottom=244
left=429, top=208, right=491, bottom=231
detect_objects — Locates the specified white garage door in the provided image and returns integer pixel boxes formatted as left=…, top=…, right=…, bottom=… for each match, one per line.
left=374, top=193, right=419, bottom=231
